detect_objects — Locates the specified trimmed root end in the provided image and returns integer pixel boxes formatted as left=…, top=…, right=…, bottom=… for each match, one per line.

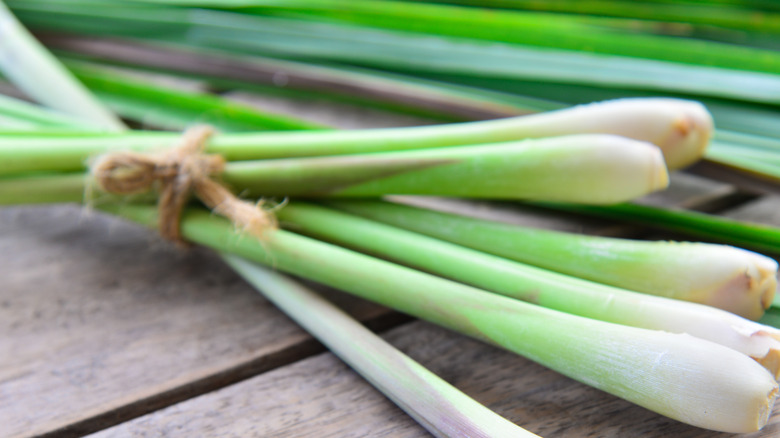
left=661, top=101, right=714, bottom=169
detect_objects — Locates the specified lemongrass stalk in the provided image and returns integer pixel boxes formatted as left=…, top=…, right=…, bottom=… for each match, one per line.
left=0, top=134, right=669, bottom=205
left=326, top=200, right=777, bottom=320
left=0, top=114, right=38, bottom=130
left=0, top=1, right=123, bottom=131
left=0, top=97, right=705, bottom=177
left=224, top=257, right=540, bottom=438
left=68, top=61, right=326, bottom=132
left=541, top=202, right=780, bottom=256
left=276, top=202, right=780, bottom=374
left=466, top=97, right=712, bottom=169
left=221, top=135, right=668, bottom=204
left=98, top=203, right=778, bottom=433
left=0, top=173, right=89, bottom=205
left=0, top=93, right=97, bottom=131
left=420, top=0, right=780, bottom=34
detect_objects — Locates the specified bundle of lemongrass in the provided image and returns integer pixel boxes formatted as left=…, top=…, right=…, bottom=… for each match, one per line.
left=3, top=1, right=780, bottom=435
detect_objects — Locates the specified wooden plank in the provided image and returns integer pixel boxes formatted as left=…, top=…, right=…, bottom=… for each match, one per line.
left=0, top=204, right=394, bottom=438
left=87, top=319, right=780, bottom=437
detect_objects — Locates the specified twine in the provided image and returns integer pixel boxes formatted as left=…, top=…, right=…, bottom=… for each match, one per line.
left=91, top=125, right=276, bottom=243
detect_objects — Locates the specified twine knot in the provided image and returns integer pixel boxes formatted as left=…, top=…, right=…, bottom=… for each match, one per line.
left=92, top=125, right=276, bottom=242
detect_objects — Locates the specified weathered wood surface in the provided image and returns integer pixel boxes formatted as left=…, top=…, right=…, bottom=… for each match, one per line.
left=0, top=167, right=762, bottom=437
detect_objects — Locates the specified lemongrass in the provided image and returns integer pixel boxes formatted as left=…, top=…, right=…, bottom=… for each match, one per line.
left=225, top=257, right=541, bottom=438
left=98, top=202, right=778, bottom=433
left=275, top=202, right=780, bottom=375
left=0, top=1, right=123, bottom=130
left=48, top=36, right=546, bottom=121
left=68, top=61, right=326, bottom=132
left=327, top=200, right=777, bottom=320
left=0, top=134, right=669, bottom=205
left=426, top=0, right=780, bottom=34
left=14, top=0, right=780, bottom=86
left=0, top=93, right=98, bottom=131
left=221, top=135, right=668, bottom=204
left=0, top=97, right=704, bottom=177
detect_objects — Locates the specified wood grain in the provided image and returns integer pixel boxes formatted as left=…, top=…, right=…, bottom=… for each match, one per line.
left=88, top=319, right=780, bottom=438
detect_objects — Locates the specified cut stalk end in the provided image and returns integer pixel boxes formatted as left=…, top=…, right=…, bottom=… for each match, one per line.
left=549, top=98, right=714, bottom=169
left=705, top=249, right=779, bottom=320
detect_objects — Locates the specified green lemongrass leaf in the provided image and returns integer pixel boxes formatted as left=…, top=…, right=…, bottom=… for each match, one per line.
left=222, top=135, right=669, bottom=204
left=0, top=1, right=123, bottom=130
left=10, top=1, right=780, bottom=106
left=0, top=93, right=98, bottom=130
left=46, top=36, right=544, bottom=121
left=0, top=173, right=90, bottom=205
left=67, top=61, right=326, bottom=132
left=537, top=202, right=780, bottom=256
left=81, top=0, right=780, bottom=74
left=325, top=200, right=777, bottom=320
left=225, top=257, right=541, bottom=438
left=418, top=0, right=780, bottom=34
left=180, top=13, right=780, bottom=105
left=97, top=202, right=778, bottom=434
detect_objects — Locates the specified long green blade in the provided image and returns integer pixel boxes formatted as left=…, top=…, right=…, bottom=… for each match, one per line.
left=69, top=61, right=326, bottom=131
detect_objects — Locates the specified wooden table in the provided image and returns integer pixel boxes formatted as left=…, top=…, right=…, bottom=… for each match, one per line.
left=2, top=99, right=780, bottom=437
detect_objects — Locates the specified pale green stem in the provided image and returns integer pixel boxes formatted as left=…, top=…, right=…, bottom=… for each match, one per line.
left=221, top=135, right=669, bottom=204
left=225, top=256, right=541, bottom=438
left=0, top=93, right=97, bottom=130
left=0, top=97, right=704, bottom=177
left=326, top=200, right=777, bottom=320
left=276, top=202, right=780, bottom=376
left=0, top=1, right=124, bottom=131
left=0, top=135, right=670, bottom=205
